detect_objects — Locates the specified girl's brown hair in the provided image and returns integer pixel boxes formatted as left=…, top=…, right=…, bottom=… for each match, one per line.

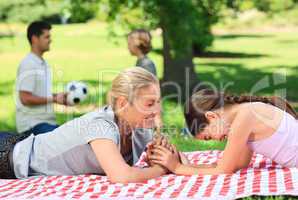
left=128, top=29, right=152, bottom=54
left=184, top=89, right=298, bottom=136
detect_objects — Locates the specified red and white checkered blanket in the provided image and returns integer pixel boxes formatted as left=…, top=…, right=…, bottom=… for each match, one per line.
left=1, top=150, right=298, bottom=200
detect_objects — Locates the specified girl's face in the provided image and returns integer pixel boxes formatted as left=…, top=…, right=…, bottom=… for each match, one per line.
left=118, top=83, right=161, bottom=129
left=195, top=111, right=230, bottom=141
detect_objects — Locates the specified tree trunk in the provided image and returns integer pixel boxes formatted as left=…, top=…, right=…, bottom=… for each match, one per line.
left=160, top=26, right=199, bottom=104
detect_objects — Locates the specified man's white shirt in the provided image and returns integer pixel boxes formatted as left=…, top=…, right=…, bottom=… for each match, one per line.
left=15, top=52, right=56, bottom=133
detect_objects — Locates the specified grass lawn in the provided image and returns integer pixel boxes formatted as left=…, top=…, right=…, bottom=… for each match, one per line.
left=0, top=22, right=298, bottom=199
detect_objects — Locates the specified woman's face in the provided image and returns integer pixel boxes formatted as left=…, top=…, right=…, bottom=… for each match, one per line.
left=127, top=36, right=139, bottom=56
left=195, top=111, right=230, bottom=141
left=121, top=83, right=161, bottom=129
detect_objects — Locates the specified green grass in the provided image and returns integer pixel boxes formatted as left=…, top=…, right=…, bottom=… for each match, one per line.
left=0, top=22, right=298, bottom=199
left=1, top=22, right=297, bottom=140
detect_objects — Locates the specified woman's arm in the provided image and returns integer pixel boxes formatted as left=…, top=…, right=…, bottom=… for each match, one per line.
left=90, top=139, right=167, bottom=183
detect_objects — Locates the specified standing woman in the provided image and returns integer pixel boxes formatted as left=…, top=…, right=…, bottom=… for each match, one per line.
left=127, top=29, right=162, bottom=130
left=127, top=29, right=157, bottom=76
left=0, top=68, right=166, bottom=182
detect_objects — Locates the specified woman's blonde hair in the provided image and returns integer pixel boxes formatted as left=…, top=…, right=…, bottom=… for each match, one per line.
left=108, top=67, right=159, bottom=110
left=128, top=29, right=152, bottom=54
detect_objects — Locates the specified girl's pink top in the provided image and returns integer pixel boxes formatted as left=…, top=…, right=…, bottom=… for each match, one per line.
left=247, top=111, right=298, bottom=167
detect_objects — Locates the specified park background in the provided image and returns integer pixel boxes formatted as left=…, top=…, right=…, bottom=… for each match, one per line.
left=0, top=1, right=298, bottom=199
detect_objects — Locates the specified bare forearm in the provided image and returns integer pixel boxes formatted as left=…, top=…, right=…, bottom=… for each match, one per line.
left=20, top=94, right=52, bottom=105
left=19, top=91, right=54, bottom=106
left=174, top=164, right=224, bottom=176
left=187, top=163, right=217, bottom=168
left=116, top=166, right=166, bottom=183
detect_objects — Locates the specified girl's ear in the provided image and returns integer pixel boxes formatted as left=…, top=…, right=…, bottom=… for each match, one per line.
left=205, top=111, right=218, bottom=121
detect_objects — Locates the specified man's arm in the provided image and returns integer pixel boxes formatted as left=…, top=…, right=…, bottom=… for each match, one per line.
left=19, top=91, right=52, bottom=105
left=19, top=91, right=67, bottom=106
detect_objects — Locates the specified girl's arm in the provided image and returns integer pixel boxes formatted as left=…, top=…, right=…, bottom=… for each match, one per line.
left=216, top=108, right=254, bottom=173
left=172, top=144, right=252, bottom=175
left=150, top=108, right=254, bottom=175
left=149, top=146, right=223, bottom=175
left=90, top=139, right=167, bottom=183
left=179, top=152, right=217, bottom=168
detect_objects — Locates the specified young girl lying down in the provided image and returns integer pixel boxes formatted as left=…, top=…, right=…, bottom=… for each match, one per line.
left=147, top=89, right=298, bottom=175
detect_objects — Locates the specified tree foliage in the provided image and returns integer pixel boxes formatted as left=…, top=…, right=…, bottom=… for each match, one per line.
left=106, top=0, right=223, bottom=55
left=0, top=0, right=100, bottom=23
left=226, top=0, right=297, bottom=13
left=65, top=0, right=100, bottom=23
left=0, top=0, right=61, bottom=23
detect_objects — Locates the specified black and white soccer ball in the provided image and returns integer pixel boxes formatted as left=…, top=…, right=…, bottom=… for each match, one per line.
left=66, top=81, right=88, bottom=106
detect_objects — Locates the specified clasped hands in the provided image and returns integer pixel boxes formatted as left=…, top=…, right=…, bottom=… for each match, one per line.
left=145, top=135, right=189, bottom=173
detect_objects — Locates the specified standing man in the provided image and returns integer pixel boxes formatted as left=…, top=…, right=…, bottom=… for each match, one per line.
left=15, top=21, right=68, bottom=135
